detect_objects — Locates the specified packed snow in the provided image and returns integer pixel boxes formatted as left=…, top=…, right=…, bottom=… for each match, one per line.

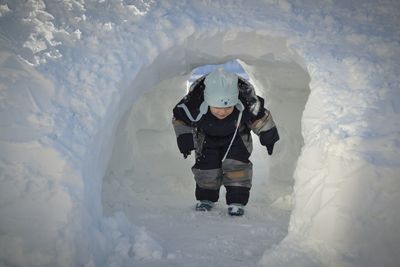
left=1, top=1, right=399, bottom=267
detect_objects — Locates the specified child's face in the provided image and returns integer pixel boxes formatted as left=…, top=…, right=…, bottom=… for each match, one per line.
left=210, top=106, right=234, bottom=120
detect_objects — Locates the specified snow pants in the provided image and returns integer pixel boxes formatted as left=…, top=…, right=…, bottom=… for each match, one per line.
left=192, top=130, right=253, bottom=206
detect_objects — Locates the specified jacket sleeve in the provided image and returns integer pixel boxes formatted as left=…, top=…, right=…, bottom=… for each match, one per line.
left=247, top=96, right=280, bottom=150
left=172, top=76, right=206, bottom=154
left=172, top=102, right=195, bottom=154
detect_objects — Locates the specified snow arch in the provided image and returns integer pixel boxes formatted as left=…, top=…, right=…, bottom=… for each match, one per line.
left=101, top=30, right=310, bottom=262
left=102, top=30, right=310, bottom=202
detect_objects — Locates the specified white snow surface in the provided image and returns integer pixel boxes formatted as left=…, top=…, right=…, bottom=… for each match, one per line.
left=0, top=0, right=399, bottom=266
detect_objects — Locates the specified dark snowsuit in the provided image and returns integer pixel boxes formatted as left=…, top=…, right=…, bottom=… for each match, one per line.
left=172, top=76, right=279, bottom=206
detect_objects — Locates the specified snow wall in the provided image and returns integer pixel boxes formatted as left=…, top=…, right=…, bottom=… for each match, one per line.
left=1, top=1, right=399, bottom=267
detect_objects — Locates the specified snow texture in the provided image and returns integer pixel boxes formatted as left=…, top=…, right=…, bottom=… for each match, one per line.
left=0, top=0, right=399, bottom=266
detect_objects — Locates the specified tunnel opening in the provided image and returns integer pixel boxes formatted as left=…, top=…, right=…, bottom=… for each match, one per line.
left=100, top=31, right=310, bottom=263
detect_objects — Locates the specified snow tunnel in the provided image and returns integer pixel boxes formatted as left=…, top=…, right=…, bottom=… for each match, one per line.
left=101, top=30, right=310, bottom=249
left=2, top=1, right=399, bottom=266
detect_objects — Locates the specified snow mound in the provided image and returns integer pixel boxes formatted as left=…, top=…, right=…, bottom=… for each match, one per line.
left=1, top=0, right=399, bottom=266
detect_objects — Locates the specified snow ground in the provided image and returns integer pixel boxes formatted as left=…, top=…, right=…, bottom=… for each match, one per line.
left=103, top=162, right=291, bottom=267
left=1, top=0, right=400, bottom=266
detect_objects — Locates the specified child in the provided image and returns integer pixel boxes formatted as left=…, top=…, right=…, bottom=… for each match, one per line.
left=172, top=69, right=279, bottom=216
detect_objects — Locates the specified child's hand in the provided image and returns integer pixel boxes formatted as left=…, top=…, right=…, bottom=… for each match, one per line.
left=259, top=126, right=279, bottom=156
left=266, top=144, right=274, bottom=155
left=177, top=133, right=195, bottom=155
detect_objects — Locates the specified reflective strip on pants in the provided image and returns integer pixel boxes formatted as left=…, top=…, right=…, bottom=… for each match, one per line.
left=192, top=167, right=222, bottom=190
left=192, top=158, right=252, bottom=190
left=222, top=158, right=252, bottom=188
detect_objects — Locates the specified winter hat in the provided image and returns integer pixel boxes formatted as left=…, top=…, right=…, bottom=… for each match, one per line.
left=204, top=69, right=239, bottom=108
left=177, top=69, right=244, bottom=123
